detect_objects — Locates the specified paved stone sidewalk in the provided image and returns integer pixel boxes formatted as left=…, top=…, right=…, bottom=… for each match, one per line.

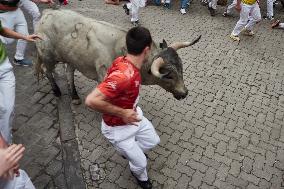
left=5, top=0, right=284, bottom=188
left=66, top=0, right=284, bottom=188
left=12, top=63, right=66, bottom=188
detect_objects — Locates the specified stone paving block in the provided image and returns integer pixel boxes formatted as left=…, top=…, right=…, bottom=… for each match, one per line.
left=216, top=164, right=230, bottom=181
left=258, top=178, right=272, bottom=189
left=33, top=173, right=52, bottom=189
left=176, top=174, right=190, bottom=189
left=46, top=158, right=63, bottom=176
left=227, top=174, right=249, bottom=189
left=191, top=137, right=208, bottom=148
left=214, top=153, right=232, bottom=166
left=204, top=124, right=217, bottom=136
left=161, top=166, right=182, bottom=181
left=187, top=159, right=208, bottom=173
left=216, top=141, right=227, bottom=155
left=247, top=183, right=259, bottom=189
left=240, top=172, right=260, bottom=185
left=25, top=162, right=42, bottom=180
left=162, top=178, right=178, bottom=189
left=188, top=171, right=204, bottom=188
left=202, top=134, right=219, bottom=146
left=203, top=167, right=217, bottom=185
left=167, top=152, right=179, bottom=168
left=13, top=115, right=29, bottom=131
left=212, top=132, right=230, bottom=142
left=54, top=172, right=67, bottom=189
left=108, top=164, right=123, bottom=182
left=35, top=146, right=60, bottom=166
left=194, top=126, right=205, bottom=138
left=229, top=160, right=242, bottom=177
left=173, top=163, right=195, bottom=177
left=213, top=179, right=235, bottom=189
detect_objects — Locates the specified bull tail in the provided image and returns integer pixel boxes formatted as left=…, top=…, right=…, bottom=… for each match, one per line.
left=34, top=53, right=45, bottom=82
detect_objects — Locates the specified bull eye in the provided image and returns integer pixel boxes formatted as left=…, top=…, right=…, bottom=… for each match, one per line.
left=163, top=73, right=173, bottom=80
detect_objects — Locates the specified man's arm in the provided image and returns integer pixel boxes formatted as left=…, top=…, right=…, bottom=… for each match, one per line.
left=0, top=27, right=41, bottom=42
left=235, top=0, right=241, bottom=11
left=85, top=88, right=141, bottom=125
left=31, top=0, right=54, bottom=4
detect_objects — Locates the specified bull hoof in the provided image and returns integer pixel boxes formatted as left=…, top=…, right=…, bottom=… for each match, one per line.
left=72, top=98, right=82, bottom=105
left=53, top=89, right=62, bottom=97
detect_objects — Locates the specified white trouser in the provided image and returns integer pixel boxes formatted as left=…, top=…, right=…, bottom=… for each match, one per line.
left=0, top=169, right=35, bottom=189
left=127, top=0, right=146, bottom=22
left=0, top=58, right=15, bottom=144
left=209, top=0, right=217, bottom=9
left=231, top=2, right=261, bottom=36
left=226, top=0, right=237, bottom=13
left=101, top=107, right=160, bottom=181
left=19, top=0, right=41, bottom=29
left=279, top=23, right=284, bottom=29
left=0, top=9, right=28, bottom=60
left=266, top=0, right=273, bottom=18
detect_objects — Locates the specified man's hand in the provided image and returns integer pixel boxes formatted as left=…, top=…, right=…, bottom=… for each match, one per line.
left=23, top=34, right=42, bottom=42
left=0, top=144, right=25, bottom=178
left=33, top=0, right=54, bottom=4
left=235, top=4, right=241, bottom=12
left=121, top=109, right=141, bottom=126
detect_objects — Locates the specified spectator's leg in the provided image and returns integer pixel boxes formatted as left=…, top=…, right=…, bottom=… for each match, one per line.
left=19, top=0, right=41, bottom=29
left=0, top=58, right=15, bottom=144
left=14, top=9, right=29, bottom=61
left=266, top=0, right=274, bottom=19
left=231, top=3, right=251, bottom=36
left=245, top=3, right=261, bottom=31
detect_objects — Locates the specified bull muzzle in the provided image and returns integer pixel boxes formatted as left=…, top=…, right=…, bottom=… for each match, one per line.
left=173, top=88, right=188, bottom=100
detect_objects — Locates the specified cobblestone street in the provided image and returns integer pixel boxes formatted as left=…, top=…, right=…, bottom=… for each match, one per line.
left=9, top=0, right=284, bottom=188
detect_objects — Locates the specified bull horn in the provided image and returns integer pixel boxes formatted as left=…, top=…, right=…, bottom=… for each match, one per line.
left=169, top=35, right=201, bottom=51
left=151, top=57, right=165, bottom=78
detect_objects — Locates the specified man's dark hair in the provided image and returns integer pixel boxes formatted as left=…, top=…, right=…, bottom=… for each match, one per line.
left=126, top=27, right=152, bottom=55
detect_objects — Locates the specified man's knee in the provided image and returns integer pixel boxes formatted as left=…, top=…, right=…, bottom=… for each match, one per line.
left=147, top=134, right=160, bottom=149
left=153, top=135, right=160, bottom=146
left=33, top=11, right=40, bottom=20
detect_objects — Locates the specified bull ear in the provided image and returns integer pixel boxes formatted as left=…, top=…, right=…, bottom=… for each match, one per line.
left=159, top=39, right=168, bottom=49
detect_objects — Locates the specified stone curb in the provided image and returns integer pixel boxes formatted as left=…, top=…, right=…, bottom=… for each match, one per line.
left=57, top=68, right=86, bottom=189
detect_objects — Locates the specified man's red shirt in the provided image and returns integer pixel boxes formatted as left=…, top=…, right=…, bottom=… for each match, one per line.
left=97, top=56, right=141, bottom=126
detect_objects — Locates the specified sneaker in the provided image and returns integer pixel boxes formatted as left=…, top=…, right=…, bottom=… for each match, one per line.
left=13, top=58, right=33, bottom=66
left=122, top=153, right=148, bottom=159
left=180, top=8, right=186, bottom=14
left=241, top=28, right=254, bottom=36
left=163, top=2, right=170, bottom=8
left=208, top=6, right=216, bottom=16
left=230, top=34, right=240, bottom=41
left=201, top=0, right=208, bottom=6
left=222, top=11, right=228, bottom=17
left=271, top=19, right=280, bottom=28
left=123, top=4, right=129, bottom=15
left=132, top=20, right=140, bottom=27
left=263, top=15, right=274, bottom=20
left=131, top=171, right=152, bottom=189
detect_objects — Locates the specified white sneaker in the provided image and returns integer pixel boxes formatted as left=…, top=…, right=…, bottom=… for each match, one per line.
left=180, top=8, right=186, bottom=14
left=241, top=28, right=255, bottom=36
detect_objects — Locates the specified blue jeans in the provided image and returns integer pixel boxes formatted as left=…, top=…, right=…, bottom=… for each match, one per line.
left=181, top=0, right=189, bottom=8
left=154, top=0, right=161, bottom=5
